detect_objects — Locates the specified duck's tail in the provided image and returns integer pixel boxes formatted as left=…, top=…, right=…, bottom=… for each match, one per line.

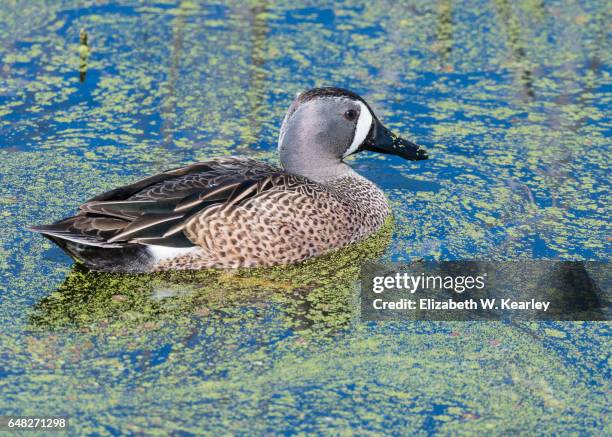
left=29, top=219, right=155, bottom=273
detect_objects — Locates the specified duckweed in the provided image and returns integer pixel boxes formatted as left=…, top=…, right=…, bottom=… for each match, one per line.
left=0, top=0, right=609, bottom=434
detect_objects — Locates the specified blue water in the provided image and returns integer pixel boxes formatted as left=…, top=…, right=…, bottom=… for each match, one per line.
left=0, top=1, right=609, bottom=434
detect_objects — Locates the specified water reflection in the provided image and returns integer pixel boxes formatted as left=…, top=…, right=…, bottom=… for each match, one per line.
left=160, top=2, right=187, bottom=149
left=78, top=29, right=89, bottom=83
left=435, top=0, right=453, bottom=71
left=244, top=0, right=269, bottom=148
left=495, top=0, right=536, bottom=100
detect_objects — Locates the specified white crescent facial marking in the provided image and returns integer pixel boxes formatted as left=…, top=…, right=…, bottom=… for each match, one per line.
left=343, top=101, right=373, bottom=158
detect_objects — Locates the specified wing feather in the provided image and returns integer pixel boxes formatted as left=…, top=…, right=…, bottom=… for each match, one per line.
left=31, top=158, right=285, bottom=249
left=107, top=213, right=185, bottom=243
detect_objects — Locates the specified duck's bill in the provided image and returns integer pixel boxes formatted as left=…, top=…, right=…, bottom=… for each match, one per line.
left=361, top=118, right=428, bottom=161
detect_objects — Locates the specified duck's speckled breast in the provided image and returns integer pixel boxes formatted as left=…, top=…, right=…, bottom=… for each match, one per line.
left=324, top=172, right=391, bottom=240
left=152, top=172, right=390, bottom=271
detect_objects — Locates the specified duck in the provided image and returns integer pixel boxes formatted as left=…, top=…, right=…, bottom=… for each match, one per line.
left=30, top=87, right=428, bottom=273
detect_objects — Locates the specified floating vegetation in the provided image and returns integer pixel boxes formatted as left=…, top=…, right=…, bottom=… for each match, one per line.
left=0, top=0, right=609, bottom=434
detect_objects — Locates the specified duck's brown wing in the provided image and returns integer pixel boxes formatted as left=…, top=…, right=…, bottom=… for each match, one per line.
left=30, top=157, right=282, bottom=248
left=88, top=157, right=279, bottom=203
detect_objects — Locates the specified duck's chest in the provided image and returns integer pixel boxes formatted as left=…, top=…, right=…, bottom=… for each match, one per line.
left=325, top=174, right=391, bottom=235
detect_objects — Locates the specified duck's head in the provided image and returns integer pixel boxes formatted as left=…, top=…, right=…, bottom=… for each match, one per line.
left=278, top=87, right=428, bottom=181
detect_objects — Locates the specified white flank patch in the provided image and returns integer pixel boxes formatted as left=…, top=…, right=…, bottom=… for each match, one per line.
left=147, top=245, right=200, bottom=261
left=343, top=101, right=373, bottom=158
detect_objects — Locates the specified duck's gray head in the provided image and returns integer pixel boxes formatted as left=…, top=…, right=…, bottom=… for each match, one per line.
left=278, top=87, right=428, bottom=182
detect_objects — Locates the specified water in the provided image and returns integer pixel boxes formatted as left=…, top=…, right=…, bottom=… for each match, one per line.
left=0, top=0, right=609, bottom=434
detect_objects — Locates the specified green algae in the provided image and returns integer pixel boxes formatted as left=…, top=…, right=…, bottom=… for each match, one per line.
left=0, top=0, right=610, bottom=434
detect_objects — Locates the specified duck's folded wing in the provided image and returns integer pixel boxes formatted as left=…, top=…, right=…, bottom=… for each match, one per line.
left=88, top=157, right=278, bottom=202
left=30, top=157, right=281, bottom=248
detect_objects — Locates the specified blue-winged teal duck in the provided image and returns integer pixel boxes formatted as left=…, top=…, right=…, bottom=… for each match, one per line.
left=31, top=87, right=428, bottom=272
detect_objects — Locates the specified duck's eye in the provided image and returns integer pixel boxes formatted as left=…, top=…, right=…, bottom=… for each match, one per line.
left=344, top=109, right=358, bottom=121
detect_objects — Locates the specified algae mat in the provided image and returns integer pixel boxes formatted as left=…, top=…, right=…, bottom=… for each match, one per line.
left=0, top=0, right=610, bottom=434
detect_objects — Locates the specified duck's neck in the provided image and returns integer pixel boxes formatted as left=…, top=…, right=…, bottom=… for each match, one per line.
left=282, top=160, right=354, bottom=184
